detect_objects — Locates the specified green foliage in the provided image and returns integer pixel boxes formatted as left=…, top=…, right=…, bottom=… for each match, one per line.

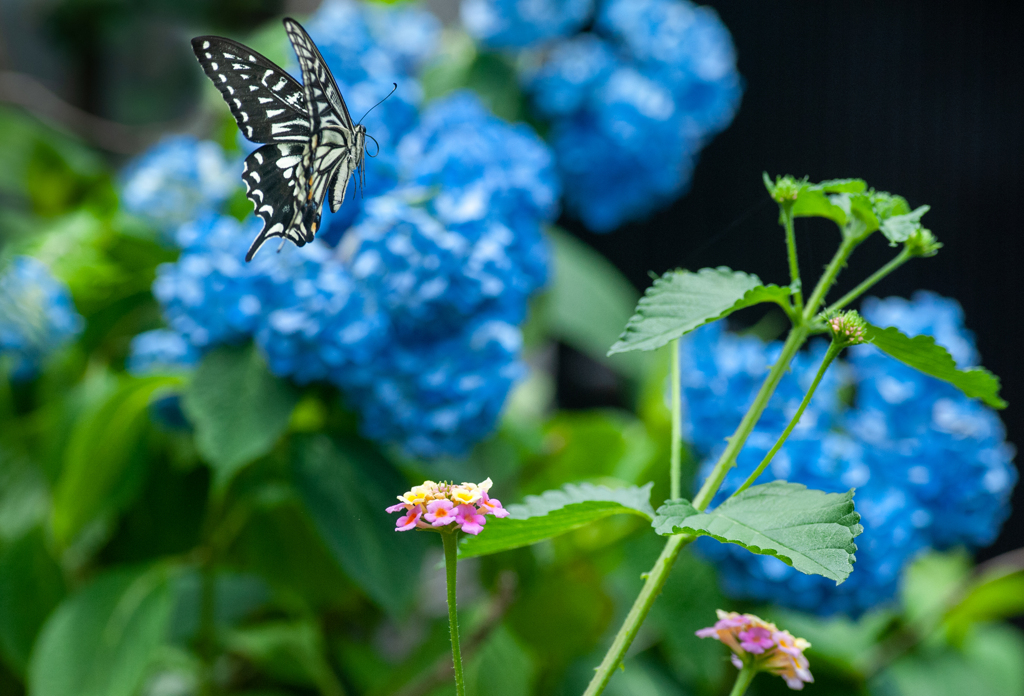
left=182, top=345, right=300, bottom=486
left=29, top=566, right=175, bottom=696
left=52, top=374, right=180, bottom=546
left=608, top=267, right=791, bottom=355
left=291, top=435, right=426, bottom=615
left=225, top=620, right=344, bottom=694
left=653, top=482, right=862, bottom=583
left=459, top=482, right=654, bottom=559
left=0, top=528, right=65, bottom=675
left=866, top=324, right=1007, bottom=408
left=545, top=227, right=646, bottom=379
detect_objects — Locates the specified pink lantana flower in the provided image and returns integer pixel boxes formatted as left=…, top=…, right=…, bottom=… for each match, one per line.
left=696, top=610, right=813, bottom=690
left=425, top=499, right=457, bottom=526
left=455, top=505, right=487, bottom=535
left=385, top=478, right=512, bottom=535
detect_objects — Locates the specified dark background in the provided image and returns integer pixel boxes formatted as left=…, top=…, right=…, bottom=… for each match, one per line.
left=2, top=0, right=1022, bottom=558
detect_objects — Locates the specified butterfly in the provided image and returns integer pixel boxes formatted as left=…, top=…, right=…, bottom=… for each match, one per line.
left=191, top=18, right=368, bottom=261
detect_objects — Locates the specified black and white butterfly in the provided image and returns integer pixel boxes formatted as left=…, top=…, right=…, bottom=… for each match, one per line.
left=191, top=19, right=367, bottom=261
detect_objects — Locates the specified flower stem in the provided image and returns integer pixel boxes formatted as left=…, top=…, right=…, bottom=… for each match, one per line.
left=582, top=532, right=693, bottom=696
left=782, top=205, right=804, bottom=314
left=824, top=246, right=913, bottom=315
left=728, top=663, right=758, bottom=696
left=670, top=338, right=682, bottom=501
left=802, top=236, right=857, bottom=323
left=733, top=341, right=842, bottom=496
left=441, top=532, right=466, bottom=696
left=691, top=325, right=809, bottom=511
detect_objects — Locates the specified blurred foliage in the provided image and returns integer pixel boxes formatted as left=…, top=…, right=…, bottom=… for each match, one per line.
left=0, top=4, right=1022, bottom=696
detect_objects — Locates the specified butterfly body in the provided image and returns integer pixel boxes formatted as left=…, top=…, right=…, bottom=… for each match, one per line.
left=191, top=19, right=367, bottom=261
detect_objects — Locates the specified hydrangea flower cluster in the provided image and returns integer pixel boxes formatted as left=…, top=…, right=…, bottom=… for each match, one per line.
left=0, top=256, right=84, bottom=380
left=696, top=610, right=813, bottom=691
left=485, top=0, right=742, bottom=231
left=120, top=136, right=237, bottom=237
left=126, top=2, right=558, bottom=458
left=685, top=293, right=1017, bottom=615
left=386, top=477, right=509, bottom=534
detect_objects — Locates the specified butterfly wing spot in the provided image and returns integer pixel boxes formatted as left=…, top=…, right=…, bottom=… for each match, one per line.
left=202, top=40, right=210, bottom=49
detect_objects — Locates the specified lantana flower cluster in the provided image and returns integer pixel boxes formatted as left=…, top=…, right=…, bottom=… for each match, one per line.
left=124, top=1, right=558, bottom=458
left=0, top=256, right=83, bottom=380
left=696, top=610, right=813, bottom=690
left=464, top=0, right=743, bottom=231
left=683, top=293, right=1017, bottom=615
left=386, top=478, right=509, bottom=535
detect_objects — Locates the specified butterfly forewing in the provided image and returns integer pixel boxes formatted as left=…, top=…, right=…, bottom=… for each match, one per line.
left=191, top=36, right=310, bottom=143
left=282, top=19, right=355, bottom=131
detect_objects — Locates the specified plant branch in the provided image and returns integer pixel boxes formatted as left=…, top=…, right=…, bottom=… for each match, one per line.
left=733, top=341, right=842, bottom=496
left=670, top=339, right=682, bottom=500
left=782, top=205, right=804, bottom=314
left=824, top=247, right=913, bottom=315
left=442, top=532, right=466, bottom=696
left=802, top=237, right=857, bottom=322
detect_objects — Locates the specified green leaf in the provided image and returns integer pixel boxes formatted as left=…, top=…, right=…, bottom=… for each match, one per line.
left=814, top=178, right=867, bottom=193
left=182, top=345, right=299, bottom=485
left=52, top=375, right=180, bottom=546
left=866, top=324, right=1007, bottom=408
left=0, top=528, right=66, bottom=675
left=225, top=620, right=343, bottom=694
left=465, top=625, right=535, bottom=696
left=546, top=227, right=645, bottom=378
left=653, top=482, right=862, bottom=583
left=879, top=204, right=931, bottom=244
left=791, top=189, right=849, bottom=225
left=29, top=566, right=174, bottom=696
left=608, top=268, right=790, bottom=355
left=291, top=435, right=425, bottom=615
left=458, top=482, right=654, bottom=559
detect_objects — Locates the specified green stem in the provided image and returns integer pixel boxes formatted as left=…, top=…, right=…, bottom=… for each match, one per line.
left=442, top=532, right=466, bottom=696
left=691, top=325, right=808, bottom=511
left=670, top=339, right=682, bottom=501
left=802, top=237, right=857, bottom=323
left=824, top=246, right=913, bottom=315
left=728, top=663, right=758, bottom=696
left=582, top=533, right=692, bottom=696
left=782, top=205, right=804, bottom=314
left=733, top=342, right=842, bottom=496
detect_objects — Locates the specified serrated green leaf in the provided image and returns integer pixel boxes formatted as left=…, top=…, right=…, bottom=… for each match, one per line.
left=812, top=178, right=867, bottom=193
left=791, top=189, right=848, bottom=225
left=458, top=482, right=654, bottom=559
left=30, top=566, right=174, bottom=696
left=181, top=345, right=299, bottom=485
left=879, top=205, right=931, bottom=244
left=866, top=324, right=1006, bottom=408
left=608, top=268, right=790, bottom=355
left=653, top=482, right=862, bottom=583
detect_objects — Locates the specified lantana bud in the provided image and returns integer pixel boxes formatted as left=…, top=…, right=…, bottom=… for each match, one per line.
left=697, top=610, right=813, bottom=690
left=905, top=227, right=942, bottom=258
left=386, top=478, right=509, bottom=535
left=825, top=310, right=868, bottom=347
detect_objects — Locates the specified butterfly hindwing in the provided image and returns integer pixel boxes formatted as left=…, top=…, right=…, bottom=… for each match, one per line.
left=242, top=143, right=310, bottom=261
left=191, top=36, right=310, bottom=143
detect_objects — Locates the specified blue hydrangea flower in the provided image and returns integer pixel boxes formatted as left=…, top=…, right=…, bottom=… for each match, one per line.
left=461, top=0, right=594, bottom=48
left=685, top=294, right=1016, bottom=616
left=254, top=245, right=389, bottom=387
left=522, top=0, right=742, bottom=232
left=120, top=136, right=237, bottom=235
left=127, top=329, right=200, bottom=375
left=397, top=90, right=560, bottom=227
left=346, top=316, right=526, bottom=458
left=0, top=256, right=84, bottom=380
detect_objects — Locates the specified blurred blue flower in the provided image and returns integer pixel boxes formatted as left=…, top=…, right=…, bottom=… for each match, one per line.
left=462, top=0, right=594, bottom=48
left=127, top=329, right=200, bottom=375
left=685, top=293, right=1016, bottom=616
left=120, top=136, right=237, bottom=236
left=346, top=316, right=526, bottom=458
left=0, top=257, right=83, bottom=380
left=522, top=0, right=742, bottom=232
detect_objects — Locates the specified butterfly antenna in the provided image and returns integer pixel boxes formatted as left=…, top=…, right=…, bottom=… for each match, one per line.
left=365, top=133, right=381, bottom=158
left=357, top=83, right=398, bottom=125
